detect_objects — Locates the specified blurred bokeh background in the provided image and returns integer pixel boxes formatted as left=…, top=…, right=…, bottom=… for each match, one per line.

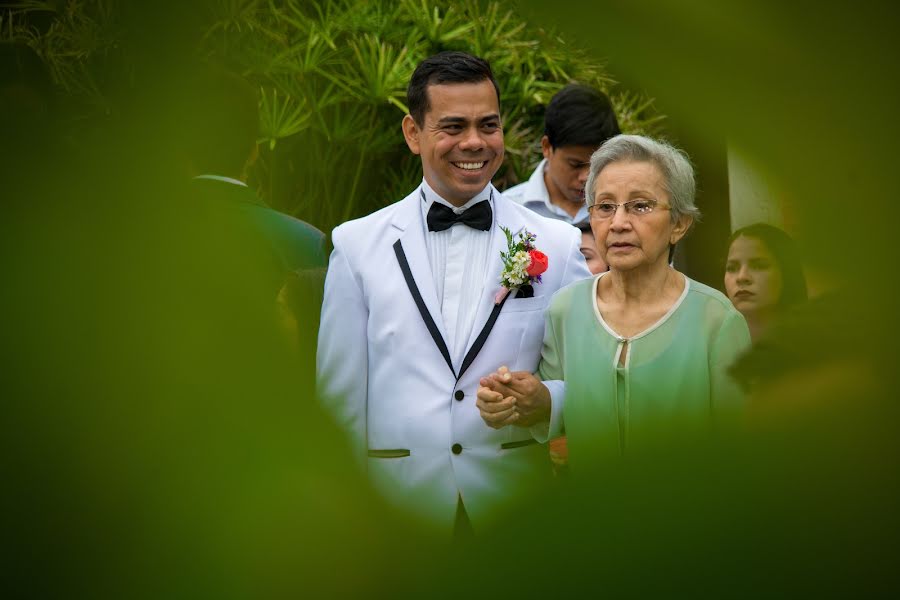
left=0, top=0, right=664, bottom=233
left=2, top=0, right=898, bottom=597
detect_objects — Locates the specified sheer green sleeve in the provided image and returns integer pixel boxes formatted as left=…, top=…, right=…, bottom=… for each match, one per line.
left=537, top=306, right=564, bottom=382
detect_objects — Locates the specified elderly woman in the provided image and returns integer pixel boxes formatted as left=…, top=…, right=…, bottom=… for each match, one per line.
left=477, top=135, right=751, bottom=465
left=724, top=223, right=808, bottom=342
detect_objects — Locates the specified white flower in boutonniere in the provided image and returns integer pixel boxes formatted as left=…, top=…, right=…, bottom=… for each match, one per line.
left=495, top=226, right=549, bottom=304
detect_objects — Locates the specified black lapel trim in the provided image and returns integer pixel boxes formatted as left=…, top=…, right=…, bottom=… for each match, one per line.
left=393, top=239, right=456, bottom=377
left=457, top=290, right=510, bottom=382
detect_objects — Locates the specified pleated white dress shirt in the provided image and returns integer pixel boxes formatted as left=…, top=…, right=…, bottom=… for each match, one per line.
left=420, top=179, right=494, bottom=367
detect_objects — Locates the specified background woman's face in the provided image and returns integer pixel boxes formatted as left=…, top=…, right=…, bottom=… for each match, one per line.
left=580, top=229, right=608, bottom=275
left=725, top=235, right=783, bottom=315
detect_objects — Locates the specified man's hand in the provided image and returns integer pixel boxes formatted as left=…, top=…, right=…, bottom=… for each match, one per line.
left=476, top=366, right=551, bottom=429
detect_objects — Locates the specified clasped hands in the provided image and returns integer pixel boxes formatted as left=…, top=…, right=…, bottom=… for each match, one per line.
left=476, top=366, right=551, bottom=429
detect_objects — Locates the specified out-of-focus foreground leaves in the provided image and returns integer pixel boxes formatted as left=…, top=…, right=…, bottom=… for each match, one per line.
left=1, top=0, right=665, bottom=236
left=2, top=1, right=899, bottom=598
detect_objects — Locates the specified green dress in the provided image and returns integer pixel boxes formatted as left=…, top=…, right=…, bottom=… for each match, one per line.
left=539, top=272, right=751, bottom=468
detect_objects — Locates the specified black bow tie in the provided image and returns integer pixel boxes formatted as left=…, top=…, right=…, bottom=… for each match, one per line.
left=426, top=200, right=492, bottom=232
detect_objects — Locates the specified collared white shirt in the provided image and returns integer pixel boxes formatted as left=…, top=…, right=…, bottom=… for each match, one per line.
left=420, top=179, right=494, bottom=367
left=502, top=159, right=590, bottom=227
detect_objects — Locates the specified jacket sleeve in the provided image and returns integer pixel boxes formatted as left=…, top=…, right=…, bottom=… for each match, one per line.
left=316, top=227, right=368, bottom=460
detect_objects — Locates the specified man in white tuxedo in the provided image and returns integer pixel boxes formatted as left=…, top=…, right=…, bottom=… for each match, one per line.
left=317, top=51, right=591, bottom=534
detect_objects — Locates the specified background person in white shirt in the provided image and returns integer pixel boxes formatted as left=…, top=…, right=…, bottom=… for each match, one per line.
left=503, top=84, right=620, bottom=228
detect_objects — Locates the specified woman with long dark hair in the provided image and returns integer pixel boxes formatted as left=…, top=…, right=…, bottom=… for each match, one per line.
left=724, top=223, right=807, bottom=342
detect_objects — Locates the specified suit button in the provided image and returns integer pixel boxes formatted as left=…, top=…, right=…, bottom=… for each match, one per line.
left=454, top=390, right=464, bottom=401
left=451, top=443, right=462, bottom=455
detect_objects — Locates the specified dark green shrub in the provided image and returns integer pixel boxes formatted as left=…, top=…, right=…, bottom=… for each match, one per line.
left=4, top=0, right=664, bottom=234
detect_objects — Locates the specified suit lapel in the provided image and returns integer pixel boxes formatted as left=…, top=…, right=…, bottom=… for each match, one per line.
left=456, top=192, right=525, bottom=381
left=392, top=191, right=455, bottom=377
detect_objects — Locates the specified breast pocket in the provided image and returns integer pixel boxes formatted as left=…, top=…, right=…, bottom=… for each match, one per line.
left=496, top=295, right=548, bottom=372
left=501, top=295, right=548, bottom=314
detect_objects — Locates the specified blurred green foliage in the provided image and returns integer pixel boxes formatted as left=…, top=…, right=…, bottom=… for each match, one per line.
left=2, top=0, right=664, bottom=233
left=6, top=1, right=899, bottom=597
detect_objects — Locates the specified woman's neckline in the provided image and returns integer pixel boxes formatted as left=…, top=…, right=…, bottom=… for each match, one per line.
left=590, top=271, right=691, bottom=342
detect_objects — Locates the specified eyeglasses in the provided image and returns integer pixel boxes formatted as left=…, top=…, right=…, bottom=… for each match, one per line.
left=587, top=199, right=671, bottom=220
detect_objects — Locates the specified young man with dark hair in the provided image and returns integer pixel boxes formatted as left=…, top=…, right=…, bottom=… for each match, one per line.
left=504, top=84, right=620, bottom=227
left=317, top=51, right=590, bottom=535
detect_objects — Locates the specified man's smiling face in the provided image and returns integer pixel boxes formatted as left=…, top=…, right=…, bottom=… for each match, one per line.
left=402, top=80, right=504, bottom=207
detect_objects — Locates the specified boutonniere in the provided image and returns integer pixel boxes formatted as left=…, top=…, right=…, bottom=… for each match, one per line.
left=495, top=226, right=549, bottom=304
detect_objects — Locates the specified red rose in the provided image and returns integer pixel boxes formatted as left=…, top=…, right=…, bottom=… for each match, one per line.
left=526, top=249, right=549, bottom=277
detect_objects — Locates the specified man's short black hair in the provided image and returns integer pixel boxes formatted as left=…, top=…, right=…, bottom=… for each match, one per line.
left=544, top=84, right=620, bottom=149
left=407, top=51, right=500, bottom=126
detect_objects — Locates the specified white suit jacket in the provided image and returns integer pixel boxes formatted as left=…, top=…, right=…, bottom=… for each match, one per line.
left=317, top=184, right=590, bottom=532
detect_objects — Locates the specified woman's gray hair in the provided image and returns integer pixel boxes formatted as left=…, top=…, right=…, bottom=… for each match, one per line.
left=584, top=134, right=701, bottom=225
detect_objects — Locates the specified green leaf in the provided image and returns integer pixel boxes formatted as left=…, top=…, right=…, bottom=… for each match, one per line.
left=12, top=0, right=668, bottom=234
left=258, top=86, right=311, bottom=150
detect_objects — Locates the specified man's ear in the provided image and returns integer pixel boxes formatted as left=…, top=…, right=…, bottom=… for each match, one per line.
left=670, top=214, right=693, bottom=246
left=402, top=114, right=421, bottom=155
left=540, top=135, right=553, bottom=161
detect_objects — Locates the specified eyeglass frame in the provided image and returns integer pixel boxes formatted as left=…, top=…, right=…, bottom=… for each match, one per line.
left=587, top=198, right=672, bottom=220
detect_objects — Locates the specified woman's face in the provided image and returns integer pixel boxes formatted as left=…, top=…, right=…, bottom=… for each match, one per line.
left=580, top=230, right=608, bottom=275
left=589, top=160, right=690, bottom=272
left=724, top=235, right=784, bottom=315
